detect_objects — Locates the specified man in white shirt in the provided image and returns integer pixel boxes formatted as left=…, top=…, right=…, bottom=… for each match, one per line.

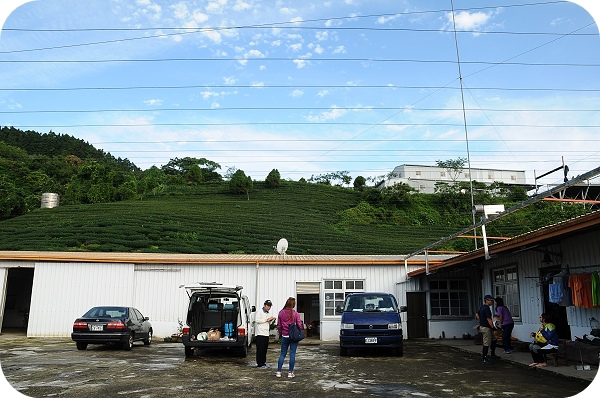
left=255, top=300, right=276, bottom=368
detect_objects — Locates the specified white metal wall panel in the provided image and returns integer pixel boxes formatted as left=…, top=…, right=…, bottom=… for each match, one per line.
left=131, top=263, right=252, bottom=338
left=28, top=262, right=134, bottom=337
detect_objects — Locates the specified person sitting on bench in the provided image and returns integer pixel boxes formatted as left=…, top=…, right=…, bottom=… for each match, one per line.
left=528, top=312, right=559, bottom=367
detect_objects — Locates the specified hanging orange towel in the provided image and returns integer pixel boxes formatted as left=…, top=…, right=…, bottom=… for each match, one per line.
left=568, top=273, right=597, bottom=308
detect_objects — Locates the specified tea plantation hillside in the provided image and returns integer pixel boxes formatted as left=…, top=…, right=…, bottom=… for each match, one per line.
left=0, top=182, right=462, bottom=255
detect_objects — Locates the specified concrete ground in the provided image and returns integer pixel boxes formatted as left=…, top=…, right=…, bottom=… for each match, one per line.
left=0, top=331, right=597, bottom=398
left=437, top=338, right=598, bottom=382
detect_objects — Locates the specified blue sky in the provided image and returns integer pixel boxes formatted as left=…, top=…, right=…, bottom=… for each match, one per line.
left=0, top=0, right=599, bottom=189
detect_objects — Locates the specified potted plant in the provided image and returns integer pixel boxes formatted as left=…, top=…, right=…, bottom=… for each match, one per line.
left=170, top=318, right=184, bottom=343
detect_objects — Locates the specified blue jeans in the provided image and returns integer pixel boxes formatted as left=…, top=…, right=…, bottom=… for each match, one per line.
left=277, top=337, right=299, bottom=372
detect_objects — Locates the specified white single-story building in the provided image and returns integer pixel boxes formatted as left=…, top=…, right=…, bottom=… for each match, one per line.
left=0, top=252, right=451, bottom=341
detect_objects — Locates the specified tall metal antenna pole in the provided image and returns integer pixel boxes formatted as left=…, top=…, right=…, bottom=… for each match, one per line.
left=450, top=0, right=477, bottom=249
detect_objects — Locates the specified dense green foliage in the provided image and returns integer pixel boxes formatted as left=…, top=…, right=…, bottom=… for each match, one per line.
left=0, top=127, right=594, bottom=254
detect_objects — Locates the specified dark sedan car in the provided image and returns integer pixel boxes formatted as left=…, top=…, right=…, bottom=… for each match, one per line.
left=71, top=306, right=153, bottom=351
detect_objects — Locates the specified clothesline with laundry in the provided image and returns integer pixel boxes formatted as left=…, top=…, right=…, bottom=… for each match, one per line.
left=548, top=271, right=600, bottom=308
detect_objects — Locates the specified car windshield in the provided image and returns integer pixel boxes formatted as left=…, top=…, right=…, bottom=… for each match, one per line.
left=343, top=295, right=397, bottom=312
left=83, top=307, right=128, bottom=318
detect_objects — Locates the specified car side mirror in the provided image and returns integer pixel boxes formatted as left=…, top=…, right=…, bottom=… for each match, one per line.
left=144, top=317, right=150, bottom=321
left=399, top=306, right=408, bottom=313
left=251, top=306, right=256, bottom=312
left=335, top=305, right=343, bottom=315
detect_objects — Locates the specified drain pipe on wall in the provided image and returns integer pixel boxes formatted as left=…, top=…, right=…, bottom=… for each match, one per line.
left=255, top=261, right=260, bottom=313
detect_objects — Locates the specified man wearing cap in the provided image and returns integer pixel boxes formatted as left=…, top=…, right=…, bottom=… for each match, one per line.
left=255, top=300, right=276, bottom=368
left=475, top=295, right=500, bottom=364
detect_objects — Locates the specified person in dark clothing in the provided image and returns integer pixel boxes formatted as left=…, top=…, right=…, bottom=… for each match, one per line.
left=476, top=295, right=500, bottom=364
left=494, top=296, right=515, bottom=353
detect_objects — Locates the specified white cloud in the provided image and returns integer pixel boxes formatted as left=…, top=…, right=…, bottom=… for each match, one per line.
left=171, top=3, right=189, bottom=20
left=144, top=99, right=163, bottom=106
left=246, top=49, right=265, bottom=58
left=315, top=31, right=328, bottom=41
left=377, top=14, right=400, bottom=24
left=203, top=29, right=222, bottom=43
left=317, top=90, right=329, bottom=97
left=290, top=17, right=303, bottom=24
left=333, top=45, right=346, bottom=54
left=223, top=76, right=237, bottom=85
left=307, top=105, right=348, bottom=121
left=293, top=59, right=307, bottom=68
left=259, top=65, right=267, bottom=70
left=251, top=82, right=265, bottom=87
left=291, top=89, right=304, bottom=97
left=206, top=0, right=228, bottom=14
left=289, top=43, right=302, bottom=52
left=233, top=1, right=251, bottom=11
left=447, top=11, right=491, bottom=30
left=280, top=7, right=295, bottom=15
left=201, top=90, right=220, bottom=100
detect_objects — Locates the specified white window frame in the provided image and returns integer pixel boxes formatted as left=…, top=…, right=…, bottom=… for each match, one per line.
left=429, top=279, right=471, bottom=317
left=323, top=279, right=364, bottom=317
left=491, top=264, right=520, bottom=319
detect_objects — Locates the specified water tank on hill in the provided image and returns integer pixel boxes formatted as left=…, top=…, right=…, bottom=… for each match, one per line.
left=41, top=193, right=60, bottom=209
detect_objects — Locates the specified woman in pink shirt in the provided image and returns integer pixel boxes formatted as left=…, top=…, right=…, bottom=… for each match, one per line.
left=276, top=297, right=303, bottom=378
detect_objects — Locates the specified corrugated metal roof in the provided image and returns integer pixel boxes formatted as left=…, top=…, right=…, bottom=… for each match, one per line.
left=0, top=251, right=456, bottom=266
left=408, top=210, right=600, bottom=277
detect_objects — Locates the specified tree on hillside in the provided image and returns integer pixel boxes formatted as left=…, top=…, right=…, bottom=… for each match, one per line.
left=162, top=157, right=222, bottom=184
left=265, top=169, right=281, bottom=188
left=308, top=171, right=352, bottom=186
left=436, top=157, right=466, bottom=183
left=229, top=169, right=253, bottom=199
left=353, top=176, right=366, bottom=191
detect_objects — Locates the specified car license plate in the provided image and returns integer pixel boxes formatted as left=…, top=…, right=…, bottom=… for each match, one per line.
left=365, top=337, right=377, bottom=344
left=89, top=324, right=103, bottom=331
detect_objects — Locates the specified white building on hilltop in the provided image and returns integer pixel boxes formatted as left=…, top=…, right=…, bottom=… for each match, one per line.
left=377, top=164, right=528, bottom=194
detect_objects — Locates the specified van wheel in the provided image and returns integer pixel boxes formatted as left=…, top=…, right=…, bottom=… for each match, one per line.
left=394, top=346, right=403, bottom=357
left=340, top=346, right=348, bottom=356
left=238, top=343, right=248, bottom=358
left=185, top=346, right=194, bottom=357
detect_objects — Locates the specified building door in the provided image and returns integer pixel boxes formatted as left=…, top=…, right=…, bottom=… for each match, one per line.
left=0, top=267, right=34, bottom=333
left=406, top=292, right=428, bottom=339
left=296, top=282, right=320, bottom=339
left=541, top=267, right=571, bottom=340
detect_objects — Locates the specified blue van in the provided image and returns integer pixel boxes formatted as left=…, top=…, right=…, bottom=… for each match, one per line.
left=338, top=292, right=407, bottom=356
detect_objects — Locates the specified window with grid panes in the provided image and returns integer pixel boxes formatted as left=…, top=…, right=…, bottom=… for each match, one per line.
left=492, top=265, right=520, bottom=319
left=323, top=280, right=364, bottom=316
left=430, top=280, right=471, bottom=316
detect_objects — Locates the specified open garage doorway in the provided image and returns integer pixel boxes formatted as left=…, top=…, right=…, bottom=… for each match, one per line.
left=1, top=268, right=34, bottom=334
left=296, top=282, right=320, bottom=340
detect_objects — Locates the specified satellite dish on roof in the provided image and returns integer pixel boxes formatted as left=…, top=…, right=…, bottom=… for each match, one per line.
left=275, top=238, right=288, bottom=255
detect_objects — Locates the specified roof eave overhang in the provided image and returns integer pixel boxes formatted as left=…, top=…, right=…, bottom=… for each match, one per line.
left=408, top=210, right=600, bottom=278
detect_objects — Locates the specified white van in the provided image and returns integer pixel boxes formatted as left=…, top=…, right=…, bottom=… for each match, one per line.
left=180, top=282, right=255, bottom=357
